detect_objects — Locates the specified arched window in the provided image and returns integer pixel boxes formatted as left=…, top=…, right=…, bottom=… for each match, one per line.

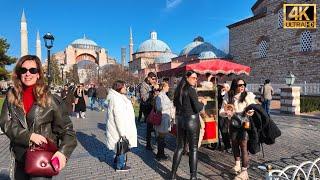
left=259, top=40, right=268, bottom=58
left=300, top=31, right=312, bottom=52
left=278, top=8, right=283, bottom=28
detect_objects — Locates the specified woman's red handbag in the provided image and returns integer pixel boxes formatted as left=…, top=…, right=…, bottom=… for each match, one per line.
left=25, top=138, right=59, bottom=176
left=147, top=108, right=162, bottom=125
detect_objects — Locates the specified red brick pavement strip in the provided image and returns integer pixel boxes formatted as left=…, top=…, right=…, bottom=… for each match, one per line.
left=0, top=111, right=319, bottom=180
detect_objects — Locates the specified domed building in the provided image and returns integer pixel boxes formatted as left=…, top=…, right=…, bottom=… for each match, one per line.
left=53, top=35, right=117, bottom=82
left=156, top=36, right=230, bottom=74
left=128, top=31, right=176, bottom=74
left=173, top=36, right=227, bottom=63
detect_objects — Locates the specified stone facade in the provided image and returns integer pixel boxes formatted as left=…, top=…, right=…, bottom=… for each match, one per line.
left=130, top=51, right=164, bottom=72
left=228, top=0, right=320, bottom=84
left=53, top=43, right=116, bottom=72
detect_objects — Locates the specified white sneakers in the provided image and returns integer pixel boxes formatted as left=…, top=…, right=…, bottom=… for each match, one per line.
left=234, top=169, right=249, bottom=180
left=231, top=161, right=241, bottom=175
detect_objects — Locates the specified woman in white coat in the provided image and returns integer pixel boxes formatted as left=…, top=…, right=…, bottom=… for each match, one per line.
left=105, top=80, right=137, bottom=171
left=155, top=81, right=174, bottom=161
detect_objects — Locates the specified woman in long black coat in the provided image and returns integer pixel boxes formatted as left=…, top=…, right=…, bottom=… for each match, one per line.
left=74, top=83, right=87, bottom=118
left=61, top=85, right=74, bottom=115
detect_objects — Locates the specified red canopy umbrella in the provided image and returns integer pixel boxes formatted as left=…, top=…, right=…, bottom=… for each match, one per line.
left=158, top=59, right=251, bottom=77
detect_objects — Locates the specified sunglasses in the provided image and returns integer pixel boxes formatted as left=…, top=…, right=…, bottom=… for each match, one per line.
left=19, top=67, right=39, bottom=74
left=151, top=77, right=157, bottom=80
left=190, top=76, right=198, bottom=80
left=237, top=83, right=246, bottom=87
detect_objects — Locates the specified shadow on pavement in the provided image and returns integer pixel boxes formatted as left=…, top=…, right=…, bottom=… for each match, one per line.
left=262, top=150, right=320, bottom=170
left=197, top=150, right=235, bottom=179
left=97, top=122, right=106, bottom=131
left=76, top=132, right=114, bottom=168
left=132, top=123, right=173, bottom=179
left=131, top=141, right=173, bottom=179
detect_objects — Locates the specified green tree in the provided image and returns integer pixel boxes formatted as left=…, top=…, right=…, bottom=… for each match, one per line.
left=50, top=56, right=62, bottom=85
left=65, top=64, right=79, bottom=84
left=0, top=38, right=17, bottom=80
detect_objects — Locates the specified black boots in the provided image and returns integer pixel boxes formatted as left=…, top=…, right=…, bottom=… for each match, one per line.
left=156, top=136, right=169, bottom=161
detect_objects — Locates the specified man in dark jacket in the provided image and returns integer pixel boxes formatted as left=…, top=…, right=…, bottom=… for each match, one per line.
left=96, top=83, right=108, bottom=111
left=87, top=84, right=97, bottom=110
left=140, top=72, right=157, bottom=150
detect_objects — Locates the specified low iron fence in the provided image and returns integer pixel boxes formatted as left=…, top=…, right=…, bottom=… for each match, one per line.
left=247, top=83, right=320, bottom=96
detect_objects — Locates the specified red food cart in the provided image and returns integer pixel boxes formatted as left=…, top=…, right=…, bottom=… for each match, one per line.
left=157, top=59, right=251, bottom=146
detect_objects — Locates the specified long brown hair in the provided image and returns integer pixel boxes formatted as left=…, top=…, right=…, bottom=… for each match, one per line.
left=8, top=55, right=50, bottom=109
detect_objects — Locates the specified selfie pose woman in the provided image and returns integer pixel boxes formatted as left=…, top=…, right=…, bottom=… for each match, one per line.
left=0, top=55, right=77, bottom=179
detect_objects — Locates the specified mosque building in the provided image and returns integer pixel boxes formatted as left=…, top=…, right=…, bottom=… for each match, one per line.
left=128, top=30, right=177, bottom=76
left=20, top=10, right=117, bottom=83
left=128, top=30, right=228, bottom=77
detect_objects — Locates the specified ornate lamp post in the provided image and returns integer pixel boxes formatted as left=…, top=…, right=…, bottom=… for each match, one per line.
left=285, top=71, right=296, bottom=86
left=43, top=33, right=54, bottom=87
left=60, top=63, right=65, bottom=85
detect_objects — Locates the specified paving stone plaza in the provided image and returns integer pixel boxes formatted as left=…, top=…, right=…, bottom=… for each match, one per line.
left=0, top=109, right=319, bottom=180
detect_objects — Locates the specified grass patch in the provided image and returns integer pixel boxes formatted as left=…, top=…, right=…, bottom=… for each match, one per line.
left=301, top=96, right=320, bottom=113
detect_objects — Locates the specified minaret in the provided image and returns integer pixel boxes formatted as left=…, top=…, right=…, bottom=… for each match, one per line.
left=20, top=9, right=28, bottom=56
left=129, top=27, right=133, bottom=62
left=121, top=47, right=126, bottom=67
left=36, top=30, right=41, bottom=60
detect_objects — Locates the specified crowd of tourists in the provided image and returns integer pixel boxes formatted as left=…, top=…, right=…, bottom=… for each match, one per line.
left=0, top=55, right=279, bottom=180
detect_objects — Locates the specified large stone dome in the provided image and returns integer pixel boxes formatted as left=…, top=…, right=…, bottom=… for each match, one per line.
left=179, top=36, right=227, bottom=58
left=71, top=35, right=98, bottom=49
left=137, top=31, right=171, bottom=53
left=198, top=51, right=217, bottom=59
left=155, top=51, right=177, bottom=64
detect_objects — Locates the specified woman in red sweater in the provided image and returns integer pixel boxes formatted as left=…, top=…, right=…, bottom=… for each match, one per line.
left=0, top=55, right=77, bottom=179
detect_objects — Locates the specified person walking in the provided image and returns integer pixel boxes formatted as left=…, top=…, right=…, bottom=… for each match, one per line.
left=261, top=79, right=274, bottom=116
left=74, top=83, right=87, bottom=118
left=105, top=80, right=137, bottom=171
left=61, top=84, right=75, bottom=116
left=154, top=82, right=174, bottom=161
left=217, top=83, right=232, bottom=153
left=219, top=78, right=256, bottom=180
left=0, top=55, right=77, bottom=179
left=171, top=71, right=207, bottom=180
left=96, top=83, right=107, bottom=111
left=87, top=84, right=97, bottom=111
left=140, top=72, right=157, bottom=150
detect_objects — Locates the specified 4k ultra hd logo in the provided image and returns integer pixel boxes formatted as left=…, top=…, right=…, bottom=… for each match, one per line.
left=283, top=4, right=317, bottom=29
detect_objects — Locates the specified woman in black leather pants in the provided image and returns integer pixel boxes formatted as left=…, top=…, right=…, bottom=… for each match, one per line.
left=171, top=71, right=207, bottom=180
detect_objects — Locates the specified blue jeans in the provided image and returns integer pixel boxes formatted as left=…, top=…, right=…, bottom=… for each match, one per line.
left=115, top=153, right=126, bottom=170
left=98, top=98, right=105, bottom=110
left=88, top=97, right=96, bottom=110
left=262, top=99, right=271, bottom=116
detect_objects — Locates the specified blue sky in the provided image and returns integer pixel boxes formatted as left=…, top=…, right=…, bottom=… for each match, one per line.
left=0, top=0, right=256, bottom=67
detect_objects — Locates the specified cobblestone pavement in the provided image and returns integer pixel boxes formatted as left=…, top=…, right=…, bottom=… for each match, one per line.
left=0, top=110, right=319, bottom=180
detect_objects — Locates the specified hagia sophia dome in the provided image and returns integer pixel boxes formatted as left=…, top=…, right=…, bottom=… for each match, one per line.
left=71, top=35, right=99, bottom=50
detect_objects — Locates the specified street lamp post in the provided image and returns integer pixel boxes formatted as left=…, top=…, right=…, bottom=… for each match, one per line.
left=43, top=33, right=54, bottom=87
left=60, top=63, right=65, bottom=85
left=285, top=71, right=296, bottom=87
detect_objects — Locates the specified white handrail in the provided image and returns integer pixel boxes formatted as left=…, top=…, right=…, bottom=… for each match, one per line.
left=264, top=158, right=320, bottom=180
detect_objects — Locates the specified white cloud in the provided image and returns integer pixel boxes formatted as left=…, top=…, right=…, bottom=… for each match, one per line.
left=166, top=0, right=182, bottom=10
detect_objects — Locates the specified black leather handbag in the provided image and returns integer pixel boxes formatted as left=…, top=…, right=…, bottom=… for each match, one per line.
left=116, top=136, right=130, bottom=155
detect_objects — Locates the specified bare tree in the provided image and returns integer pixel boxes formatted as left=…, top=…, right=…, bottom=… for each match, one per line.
left=99, top=64, right=139, bottom=88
